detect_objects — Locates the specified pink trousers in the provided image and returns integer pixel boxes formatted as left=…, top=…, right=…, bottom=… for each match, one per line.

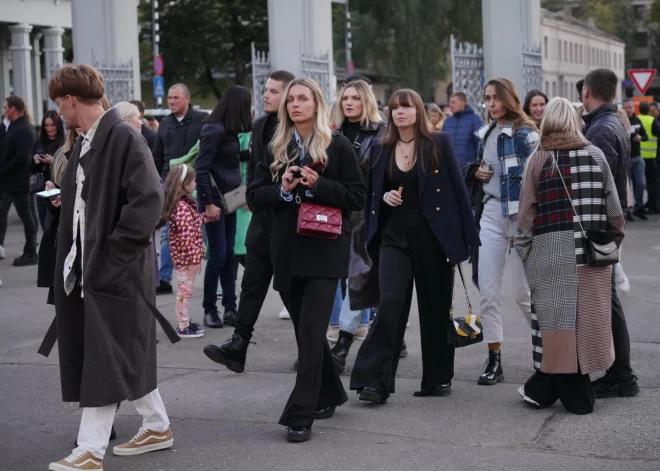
left=175, top=264, right=199, bottom=329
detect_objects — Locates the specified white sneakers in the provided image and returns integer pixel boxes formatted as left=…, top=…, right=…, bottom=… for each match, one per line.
left=278, top=307, right=291, bottom=319
left=614, top=263, right=630, bottom=294
left=0, top=244, right=5, bottom=259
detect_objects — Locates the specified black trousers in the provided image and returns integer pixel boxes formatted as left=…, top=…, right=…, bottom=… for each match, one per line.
left=644, top=158, right=657, bottom=209
left=0, top=191, right=37, bottom=254
left=610, top=270, right=633, bottom=381
left=234, top=250, right=284, bottom=341
left=524, top=370, right=594, bottom=415
left=279, top=277, right=347, bottom=428
left=350, top=211, right=455, bottom=398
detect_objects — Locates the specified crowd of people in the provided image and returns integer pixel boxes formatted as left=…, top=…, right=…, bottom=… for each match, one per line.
left=0, top=61, right=644, bottom=470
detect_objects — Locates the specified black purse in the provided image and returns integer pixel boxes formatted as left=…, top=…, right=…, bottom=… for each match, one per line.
left=447, top=264, right=484, bottom=348
left=29, top=171, right=45, bottom=194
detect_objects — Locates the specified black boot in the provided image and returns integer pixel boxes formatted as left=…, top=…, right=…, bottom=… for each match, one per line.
left=204, top=310, right=223, bottom=328
left=12, top=252, right=38, bottom=267
left=203, top=334, right=248, bottom=373
left=223, top=309, right=238, bottom=327
left=330, top=331, right=354, bottom=373
left=478, top=349, right=504, bottom=385
left=399, top=340, right=408, bottom=358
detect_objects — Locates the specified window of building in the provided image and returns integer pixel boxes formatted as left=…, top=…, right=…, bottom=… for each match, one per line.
left=559, top=39, right=562, bottom=61
left=544, top=36, right=548, bottom=59
left=574, top=43, right=577, bottom=63
left=620, top=53, right=623, bottom=69
left=569, top=42, right=573, bottom=62
left=579, top=44, right=583, bottom=63
left=565, top=42, right=568, bottom=62
left=609, top=52, right=612, bottom=68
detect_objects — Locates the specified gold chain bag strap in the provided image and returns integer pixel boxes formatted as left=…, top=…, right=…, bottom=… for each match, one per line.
left=447, top=264, right=483, bottom=348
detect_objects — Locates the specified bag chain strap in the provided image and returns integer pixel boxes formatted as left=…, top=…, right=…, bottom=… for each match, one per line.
left=449, top=263, right=473, bottom=321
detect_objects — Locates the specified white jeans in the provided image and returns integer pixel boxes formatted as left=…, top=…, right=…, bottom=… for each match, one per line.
left=478, top=199, right=531, bottom=344
left=74, top=389, right=170, bottom=459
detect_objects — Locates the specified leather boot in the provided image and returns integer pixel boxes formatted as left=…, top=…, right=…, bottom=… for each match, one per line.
left=477, top=349, right=504, bottom=385
left=330, top=331, right=353, bottom=373
left=203, top=334, right=248, bottom=373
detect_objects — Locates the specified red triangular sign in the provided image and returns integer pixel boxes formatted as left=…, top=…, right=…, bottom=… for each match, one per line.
left=629, top=69, right=657, bottom=95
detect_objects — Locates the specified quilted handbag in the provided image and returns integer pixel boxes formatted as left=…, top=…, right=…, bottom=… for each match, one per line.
left=447, top=264, right=484, bottom=348
left=296, top=202, right=342, bottom=239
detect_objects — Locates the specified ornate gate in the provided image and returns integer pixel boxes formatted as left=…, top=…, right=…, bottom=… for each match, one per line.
left=301, top=51, right=331, bottom=103
left=522, top=44, right=543, bottom=95
left=251, top=42, right=271, bottom=118
left=450, top=35, right=486, bottom=119
left=92, top=52, right=135, bottom=105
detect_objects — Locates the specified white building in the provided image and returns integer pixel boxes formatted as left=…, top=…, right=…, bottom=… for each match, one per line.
left=541, top=8, right=626, bottom=102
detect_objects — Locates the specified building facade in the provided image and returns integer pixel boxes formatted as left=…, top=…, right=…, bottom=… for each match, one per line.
left=541, top=8, right=626, bottom=103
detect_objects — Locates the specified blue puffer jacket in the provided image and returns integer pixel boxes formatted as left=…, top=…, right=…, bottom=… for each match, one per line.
left=442, top=106, right=484, bottom=168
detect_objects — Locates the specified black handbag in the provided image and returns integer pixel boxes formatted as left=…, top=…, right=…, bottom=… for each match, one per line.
left=551, top=151, right=619, bottom=267
left=447, top=264, right=484, bottom=348
left=29, top=171, right=45, bottom=194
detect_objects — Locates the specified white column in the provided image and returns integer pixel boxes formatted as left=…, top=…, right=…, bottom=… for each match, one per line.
left=0, top=40, right=11, bottom=100
left=32, top=33, right=44, bottom=124
left=9, top=23, right=34, bottom=108
left=43, top=27, right=65, bottom=110
left=268, top=0, right=304, bottom=77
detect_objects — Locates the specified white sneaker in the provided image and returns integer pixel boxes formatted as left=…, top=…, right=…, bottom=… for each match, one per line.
left=0, top=278, right=3, bottom=287
left=0, top=244, right=5, bottom=259
left=614, top=263, right=630, bottom=294
left=517, top=386, right=541, bottom=409
left=278, top=307, right=291, bottom=319
left=49, top=450, right=103, bottom=470
left=354, top=325, right=369, bottom=340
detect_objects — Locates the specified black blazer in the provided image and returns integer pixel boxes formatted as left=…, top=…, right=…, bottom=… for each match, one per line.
left=249, top=132, right=366, bottom=292
left=366, top=132, right=479, bottom=265
left=0, top=116, right=37, bottom=194
left=195, top=121, right=242, bottom=206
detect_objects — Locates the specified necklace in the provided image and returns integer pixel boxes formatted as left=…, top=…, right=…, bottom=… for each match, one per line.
left=398, top=136, right=414, bottom=144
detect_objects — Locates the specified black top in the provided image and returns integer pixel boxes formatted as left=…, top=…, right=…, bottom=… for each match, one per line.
left=0, top=116, right=37, bottom=193
left=342, top=120, right=362, bottom=145
left=264, top=114, right=278, bottom=149
left=387, top=156, right=419, bottom=209
left=195, top=121, right=241, bottom=206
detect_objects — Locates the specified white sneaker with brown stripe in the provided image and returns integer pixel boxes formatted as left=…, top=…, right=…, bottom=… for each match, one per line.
left=112, top=427, right=173, bottom=456
left=49, top=451, right=103, bottom=470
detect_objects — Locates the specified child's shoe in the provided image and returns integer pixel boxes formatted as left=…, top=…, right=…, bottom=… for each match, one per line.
left=177, top=324, right=204, bottom=338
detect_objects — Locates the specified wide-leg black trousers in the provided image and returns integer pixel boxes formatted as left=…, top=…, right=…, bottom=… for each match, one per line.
left=524, top=370, right=595, bottom=415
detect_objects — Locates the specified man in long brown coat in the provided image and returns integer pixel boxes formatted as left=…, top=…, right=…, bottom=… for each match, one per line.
left=47, top=64, right=176, bottom=471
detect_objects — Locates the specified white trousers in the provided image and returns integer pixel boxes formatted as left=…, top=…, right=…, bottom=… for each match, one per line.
left=478, top=199, right=531, bottom=344
left=74, top=389, right=170, bottom=459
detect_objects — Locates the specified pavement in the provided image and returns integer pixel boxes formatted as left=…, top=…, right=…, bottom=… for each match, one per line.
left=1, top=209, right=659, bottom=471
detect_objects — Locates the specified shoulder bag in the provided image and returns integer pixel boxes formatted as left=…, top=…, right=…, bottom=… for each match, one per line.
left=447, top=264, right=483, bottom=348
left=551, top=151, right=618, bottom=267
left=296, top=197, right=342, bottom=239
left=209, top=165, right=246, bottom=215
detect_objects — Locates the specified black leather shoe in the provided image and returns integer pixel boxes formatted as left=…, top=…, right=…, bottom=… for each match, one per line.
left=12, top=252, right=38, bottom=267
left=399, top=340, right=408, bottom=358
left=223, top=309, right=238, bottom=327
left=414, top=381, right=452, bottom=397
left=633, top=209, right=648, bottom=220
left=204, top=310, right=223, bottom=328
left=314, top=406, right=336, bottom=420
left=203, top=334, right=248, bottom=373
left=330, top=331, right=354, bottom=373
left=286, top=426, right=311, bottom=442
left=592, top=373, right=640, bottom=398
left=155, top=280, right=173, bottom=295
left=359, top=387, right=387, bottom=404
left=478, top=349, right=504, bottom=385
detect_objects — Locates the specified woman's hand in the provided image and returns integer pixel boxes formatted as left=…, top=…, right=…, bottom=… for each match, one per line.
left=299, top=166, right=319, bottom=188
left=383, top=190, right=403, bottom=207
left=205, top=204, right=221, bottom=222
left=475, top=162, right=493, bottom=183
left=45, top=181, right=61, bottom=208
left=282, top=167, right=301, bottom=193
left=41, top=154, right=54, bottom=165
left=33, top=154, right=42, bottom=164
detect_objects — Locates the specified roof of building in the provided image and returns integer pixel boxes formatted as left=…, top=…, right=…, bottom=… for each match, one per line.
left=541, top=8, right=625, bottom=45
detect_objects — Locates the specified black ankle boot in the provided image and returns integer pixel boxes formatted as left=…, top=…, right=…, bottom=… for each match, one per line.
left=477, top=349, right=504, bottom=385
left=203, top=334, right=248, bottom=373
left=330, top=331, right=354, bottom=373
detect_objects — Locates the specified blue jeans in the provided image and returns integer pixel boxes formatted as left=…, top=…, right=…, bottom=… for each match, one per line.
left=629, top=156, right=646, bottom=211
left=203, top=211, right=237, bottom=313
left=339, top=287, right=371, bottom=334
left=159, top=223, right=173, bottom=283
left=329, top=281, right=344, bottom=327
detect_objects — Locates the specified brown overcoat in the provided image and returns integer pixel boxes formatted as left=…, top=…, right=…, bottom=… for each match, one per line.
left=53, top=109, right=165, bottom=407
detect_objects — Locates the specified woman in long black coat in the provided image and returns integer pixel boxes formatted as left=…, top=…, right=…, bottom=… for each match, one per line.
left=249, top=77, right=366, bottom=443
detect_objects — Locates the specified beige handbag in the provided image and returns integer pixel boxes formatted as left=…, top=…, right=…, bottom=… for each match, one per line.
left=209, top=165, right=247, bottom=215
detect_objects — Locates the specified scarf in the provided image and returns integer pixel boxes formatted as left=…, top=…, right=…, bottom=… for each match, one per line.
left=540, top=131, right=588, bottom=152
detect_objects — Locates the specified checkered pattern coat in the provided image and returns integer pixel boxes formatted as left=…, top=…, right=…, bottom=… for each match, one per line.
left=475, top=122, right=539, bottom=216
left=515, top=143, right=625, bottom=374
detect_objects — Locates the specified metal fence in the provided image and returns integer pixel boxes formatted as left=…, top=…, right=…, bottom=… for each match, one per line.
left=522, top=44, right=543, bottom=95
left=92, top=53, right=135, bottom=105
left=301, top=51, right=331, bottom=103
left=251, top=42, right=271, bottom=118
left=450, top=35, right=486, bottom=119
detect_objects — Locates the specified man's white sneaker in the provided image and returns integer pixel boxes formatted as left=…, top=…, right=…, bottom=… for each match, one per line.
left=49, top=451, right=103, bottom=470
left=113, top=427, right=173, bottom=456
left=0, top=244, right=5, bottom=259
left=614, top=263, right=630, bottom=294
left=279, top=307, right=291, bottom=320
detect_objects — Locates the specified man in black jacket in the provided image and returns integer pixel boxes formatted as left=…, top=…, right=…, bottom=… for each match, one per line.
left=152, top=83, right=207, bottom=294
left=0, top=96, right=38, bottom=266
left=582, top=68, right=639, bottom=399
left=203, top=70, right=295, bottom=373
left=624, top=99, right=650, bottom=219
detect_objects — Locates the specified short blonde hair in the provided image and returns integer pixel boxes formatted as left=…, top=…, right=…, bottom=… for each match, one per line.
left=332, top=80, right=382, bottom=127
left=540, top=97, right=587, bottom=139
left=113, top=101, right=140, bottom=121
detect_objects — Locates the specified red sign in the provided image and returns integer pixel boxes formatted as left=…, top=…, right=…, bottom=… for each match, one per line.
left=153, top=55, right=164, bottom=76
left=628, top=69, right=656, bottom=95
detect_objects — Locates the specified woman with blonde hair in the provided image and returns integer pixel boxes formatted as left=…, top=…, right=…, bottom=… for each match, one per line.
left=467, top=77, right=538, bottom=386
left=426, top=103, right=446, bottom=131
left=515, top=97, right=625, bottom=414
left=113, top=101, right=144, bottom=132
left=327, top=79, right=385, bottom=370
left=249, top=77, right=366, bottom=442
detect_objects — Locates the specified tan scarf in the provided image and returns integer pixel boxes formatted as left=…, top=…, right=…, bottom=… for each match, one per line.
left=540, top=131, right=589, bottom=151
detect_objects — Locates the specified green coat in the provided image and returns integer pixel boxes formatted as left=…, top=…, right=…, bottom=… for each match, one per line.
left=234, top=133, right=252, bottom=255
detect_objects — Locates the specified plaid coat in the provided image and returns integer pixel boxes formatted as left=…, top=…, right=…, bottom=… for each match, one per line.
left=515, top=139, right=625, bottom=374
left=475, top=122, right=539, bottom=216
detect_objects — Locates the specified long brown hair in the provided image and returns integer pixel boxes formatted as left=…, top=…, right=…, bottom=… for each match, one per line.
left=484, top=78, right=537, bottom=131
left=381, top=89, right=441, bottom=174
left=162, top=164, right=196, bottom=222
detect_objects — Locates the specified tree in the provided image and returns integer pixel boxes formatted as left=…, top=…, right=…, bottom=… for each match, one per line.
left=141, top=0, right=268, bottom=99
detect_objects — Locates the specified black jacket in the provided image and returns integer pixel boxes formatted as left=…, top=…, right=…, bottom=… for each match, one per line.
left=195, top=121, right=242, bottom=207
left=627, top=114, right=648, bottom=159
left=245, top=113, right=277, bottom=255
left=141, top=124, right=157, bottom=152
left=0, top=116, right=37, bottom=193
left=583, top=104, right=630, bottom=209
left=153, top=108, right=207, bottom=178
left=249, top=132, right=366, bottom=292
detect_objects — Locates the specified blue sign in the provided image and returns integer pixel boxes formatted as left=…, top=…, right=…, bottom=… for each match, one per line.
left=622, top=80, right=634, bottom=87
left=153, top=76, right=165, bottom=98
